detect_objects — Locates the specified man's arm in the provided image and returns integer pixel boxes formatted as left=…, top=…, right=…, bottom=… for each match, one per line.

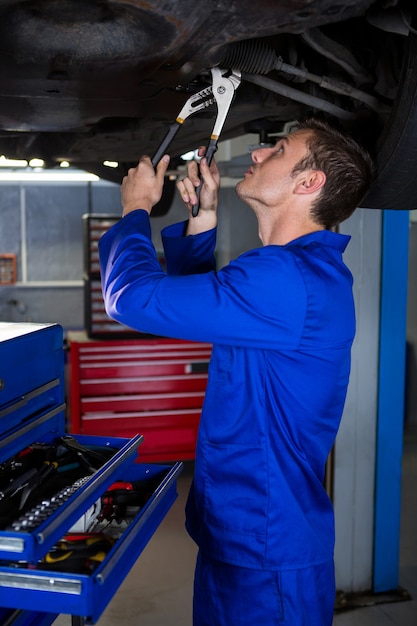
left=99, top=212, right=306, bottom=347
left=161, top=221, right=217, bottom=276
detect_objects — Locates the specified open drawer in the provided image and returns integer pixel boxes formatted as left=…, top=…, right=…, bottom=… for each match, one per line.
left=0, top=461, right=183, bottom=624
left=0, top=429, right=145, bottom=563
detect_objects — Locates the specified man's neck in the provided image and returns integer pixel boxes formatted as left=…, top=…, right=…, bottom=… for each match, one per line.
left=258, top=212, right=324, bottom=246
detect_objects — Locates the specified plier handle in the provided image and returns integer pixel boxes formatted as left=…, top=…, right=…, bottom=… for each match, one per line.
left=151, top=83, right=215, bottom=168
left=19, top=461, right=59, bottom=510
left=151, top=67, right=241, bottom=216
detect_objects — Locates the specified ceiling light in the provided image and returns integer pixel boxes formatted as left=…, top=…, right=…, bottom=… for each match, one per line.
left=28, top=158, right=45, bottom=168
left=181, top=151, right=197, bottom=161
left=0, top=170, right=99, bottom=182
left=0, top=155, right=28, bottom=167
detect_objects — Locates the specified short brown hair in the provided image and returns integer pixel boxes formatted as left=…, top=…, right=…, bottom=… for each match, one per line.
left=291, top=116, right=374, bottom=229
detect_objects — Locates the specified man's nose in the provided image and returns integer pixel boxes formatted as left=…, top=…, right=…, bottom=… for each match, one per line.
left=251, top=146, right=272, bottom=163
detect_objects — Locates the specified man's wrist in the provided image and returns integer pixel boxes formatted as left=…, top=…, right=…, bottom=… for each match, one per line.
left=122, top=202, right=152, bottom=217
left=186, top=211, right=217, bottom=235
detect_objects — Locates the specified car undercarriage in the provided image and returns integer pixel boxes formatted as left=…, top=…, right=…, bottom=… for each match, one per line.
left=0, top=0, right=415, bottom=211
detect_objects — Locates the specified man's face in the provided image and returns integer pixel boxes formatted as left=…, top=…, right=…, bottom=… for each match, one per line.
left=236, top=130, right=312, bottom=208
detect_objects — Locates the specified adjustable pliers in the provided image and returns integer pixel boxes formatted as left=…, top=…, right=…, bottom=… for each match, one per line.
left=152, top=67, right=241, bottom=215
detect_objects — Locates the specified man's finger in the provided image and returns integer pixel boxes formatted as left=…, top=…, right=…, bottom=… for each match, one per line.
left=156, top=154, right=170, bottom=181
left=186, top=159, right=201, bottom=186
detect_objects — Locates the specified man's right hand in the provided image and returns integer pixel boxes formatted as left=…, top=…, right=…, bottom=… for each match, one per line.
left=176, top=147, right=220, bottom=235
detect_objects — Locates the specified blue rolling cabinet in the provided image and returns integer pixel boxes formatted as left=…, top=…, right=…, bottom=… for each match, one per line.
left=0, top=322, right=182, bottom=625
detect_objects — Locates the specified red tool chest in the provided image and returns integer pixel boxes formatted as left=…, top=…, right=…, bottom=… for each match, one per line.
left=68, top=332, right=211, bottom=462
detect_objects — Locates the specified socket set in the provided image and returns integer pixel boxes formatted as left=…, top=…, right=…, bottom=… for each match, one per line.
left=7, top=476, right=91, bottom=532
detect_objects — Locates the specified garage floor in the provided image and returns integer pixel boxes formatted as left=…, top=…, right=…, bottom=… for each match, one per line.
left=55, top=423, right=417, bottom=626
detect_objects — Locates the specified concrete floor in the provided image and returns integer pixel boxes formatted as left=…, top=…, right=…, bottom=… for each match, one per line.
left=55, top=423, right=417, bottom=626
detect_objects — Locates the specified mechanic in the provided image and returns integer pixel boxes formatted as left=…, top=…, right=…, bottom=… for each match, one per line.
left=99, top=116, right=373, bottom=626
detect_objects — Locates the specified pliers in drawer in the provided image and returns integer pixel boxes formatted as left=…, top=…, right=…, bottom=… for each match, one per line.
left=41, top=532, right=115, bottom=573
left=57, top=435, right=115, bottom=470
left=152, top=67, right=242, bottom=216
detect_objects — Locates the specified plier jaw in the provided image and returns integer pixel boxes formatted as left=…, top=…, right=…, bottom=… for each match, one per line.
left=151, top=67, right=242, bottom=215
left=208, top=68, right=242, bottom=141
left=201, top=68, right=241, bottom=165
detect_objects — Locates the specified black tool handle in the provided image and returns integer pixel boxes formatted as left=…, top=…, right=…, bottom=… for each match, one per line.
left=151, top=122, right=181, bottom=168
left=0, top=467, right=38, bottom=501
left=191, top=138, right=218, bottom=217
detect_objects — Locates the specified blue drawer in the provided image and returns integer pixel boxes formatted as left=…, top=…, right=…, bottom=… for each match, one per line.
left=0, top=431, right=144, bottom=562
left=0, top=323, right=64, bottom=439
left=0, top=461, right=182, bottom=624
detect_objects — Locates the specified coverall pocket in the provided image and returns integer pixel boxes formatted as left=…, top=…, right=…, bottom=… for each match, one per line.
left=202, top=440, right=268, bottom=562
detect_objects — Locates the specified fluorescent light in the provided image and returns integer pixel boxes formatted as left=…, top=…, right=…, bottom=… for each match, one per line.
left=0, top=155, right=28, bottom=167
left=181, top=150, right=197, bottom=161
left=28, top=158, right=45, bottom=168
left=103, top=160, right=119, bottom=168
left=0, top=170, right=99, bottom=182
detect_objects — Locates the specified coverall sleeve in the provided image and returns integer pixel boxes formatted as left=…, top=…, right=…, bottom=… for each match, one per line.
left=160, top=220, right=217, bottom=276
left=99, top=209, right=306, bottom=348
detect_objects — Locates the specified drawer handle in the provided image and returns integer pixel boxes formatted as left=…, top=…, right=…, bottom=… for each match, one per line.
left=185, top=361, right=209, bottom=374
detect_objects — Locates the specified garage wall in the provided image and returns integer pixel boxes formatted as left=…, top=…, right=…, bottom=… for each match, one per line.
left=334, top=208, right=382, bottom=592
left=0, top=179, right=120, bottom=329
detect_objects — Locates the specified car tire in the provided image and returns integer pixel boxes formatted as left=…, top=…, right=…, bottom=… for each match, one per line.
left=363, top=31, right=417, bottom=210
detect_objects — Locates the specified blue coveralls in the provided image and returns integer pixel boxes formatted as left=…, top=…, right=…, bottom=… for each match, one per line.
left=99, top=209, right=355, bottom=625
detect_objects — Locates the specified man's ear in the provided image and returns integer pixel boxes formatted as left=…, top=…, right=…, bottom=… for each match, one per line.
left=294, top=170, right=326, bottom=195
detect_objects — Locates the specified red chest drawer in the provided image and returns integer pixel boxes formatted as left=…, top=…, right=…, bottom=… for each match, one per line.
left=68, top=333, right=211, bottom=461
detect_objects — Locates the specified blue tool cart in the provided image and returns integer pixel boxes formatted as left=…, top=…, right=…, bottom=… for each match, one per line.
left=0, top=322, right=183, bottom=625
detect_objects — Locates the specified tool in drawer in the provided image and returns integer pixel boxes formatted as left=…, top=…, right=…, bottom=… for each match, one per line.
left=0, top=439, right=117, bottom=529
left=5, top=474, right=171, bottom=573
left=40, top=532, right=116, bottom=574
left=7, top=476, right=92, bottom=532
left=18, top=460, right=80, bottom=510
left=0, top=467, right=39, bottom=502
left=57, top=435, right=115, bottom=470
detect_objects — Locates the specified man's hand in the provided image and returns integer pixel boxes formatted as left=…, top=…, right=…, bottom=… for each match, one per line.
left=176, top=147, right=220, bottom=235
left=121, top=154, right=170, bottom=217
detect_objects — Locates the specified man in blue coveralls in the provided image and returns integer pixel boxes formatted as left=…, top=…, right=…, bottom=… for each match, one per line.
left=99, top=117, right=373, bottom=626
